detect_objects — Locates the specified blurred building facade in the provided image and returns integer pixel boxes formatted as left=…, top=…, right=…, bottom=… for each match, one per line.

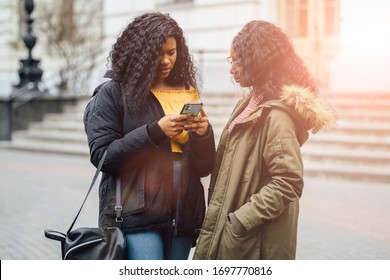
left=99, top=0, right=341, bottom=92
left=1, top=0, right=390, bottom=97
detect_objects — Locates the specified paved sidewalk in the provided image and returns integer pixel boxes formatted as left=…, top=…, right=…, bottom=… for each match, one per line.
left=0, top=149, right=389, bottom=260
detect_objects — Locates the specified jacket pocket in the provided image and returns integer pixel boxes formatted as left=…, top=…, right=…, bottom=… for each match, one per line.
left=121, top=167, right=146, bottom=214
left=101, top=173, right=146, bottom=218
left=227, top=213, right=246, bottom=236
left=216, top=217, right=261, bottom=259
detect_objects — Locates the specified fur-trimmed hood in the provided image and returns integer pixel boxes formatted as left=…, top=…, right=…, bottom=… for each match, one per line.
left=278, top=85, right=337, bottom=134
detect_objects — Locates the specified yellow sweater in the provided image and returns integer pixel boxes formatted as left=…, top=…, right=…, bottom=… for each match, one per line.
left=151, top=89, right=200, bottom=153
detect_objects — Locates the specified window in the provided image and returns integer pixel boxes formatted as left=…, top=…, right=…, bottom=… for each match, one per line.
left=298, top=0, right=308, bottom=37
left=324, top=0, right=338, bottom=35
left=286, top=0, right=308, bottom=37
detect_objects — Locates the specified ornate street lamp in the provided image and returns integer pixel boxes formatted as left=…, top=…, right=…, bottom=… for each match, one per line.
left=15, top=0, right=43, bottom=89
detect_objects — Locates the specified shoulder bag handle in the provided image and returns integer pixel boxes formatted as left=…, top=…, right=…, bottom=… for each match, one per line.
left=67, top=151, right=122, bottom=234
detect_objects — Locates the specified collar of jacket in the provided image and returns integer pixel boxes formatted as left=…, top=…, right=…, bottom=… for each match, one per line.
left=236, top=85, right=336, bottom=134
left=104, top=70, right=114, bottom=79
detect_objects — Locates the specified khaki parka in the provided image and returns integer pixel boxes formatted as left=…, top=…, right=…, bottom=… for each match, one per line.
left=193, top=85, right=336, bottom=260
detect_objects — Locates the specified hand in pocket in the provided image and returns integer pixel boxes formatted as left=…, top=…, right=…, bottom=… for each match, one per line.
left=227, top=213, right=246, bottom=236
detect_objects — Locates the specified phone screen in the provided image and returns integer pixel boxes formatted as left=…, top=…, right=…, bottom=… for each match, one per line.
left=180, top=102, right=203, bottom=116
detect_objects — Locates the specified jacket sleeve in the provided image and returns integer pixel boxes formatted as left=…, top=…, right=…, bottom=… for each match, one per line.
left=84, top=82, right=160, bottom=175
left=234, top=109, right=304, bottom=232
left=187, top=125, right=216, bottom=177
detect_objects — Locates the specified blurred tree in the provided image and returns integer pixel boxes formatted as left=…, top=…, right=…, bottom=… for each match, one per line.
left=35, top=0, right=104, bottom=94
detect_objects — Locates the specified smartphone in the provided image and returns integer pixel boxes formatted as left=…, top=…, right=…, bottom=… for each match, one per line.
left=180, top=102, right=203, bottom=116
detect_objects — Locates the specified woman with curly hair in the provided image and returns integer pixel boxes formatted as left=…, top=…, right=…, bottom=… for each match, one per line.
left=84, top=12, right=215, bottom=260
left=193, top=20, right=335, bottom=260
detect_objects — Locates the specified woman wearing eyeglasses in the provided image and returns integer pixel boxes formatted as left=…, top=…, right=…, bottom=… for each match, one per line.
left=193, top=20, right=336, bottom=260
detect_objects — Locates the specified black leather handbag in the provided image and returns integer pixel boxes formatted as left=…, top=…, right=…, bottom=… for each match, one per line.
left=44, top=151, right=127, bottom=260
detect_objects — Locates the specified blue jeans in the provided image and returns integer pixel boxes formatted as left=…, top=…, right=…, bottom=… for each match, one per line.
left=126, top=230, right=192, bottom=260
left=126, top=153, right=192, bottom=260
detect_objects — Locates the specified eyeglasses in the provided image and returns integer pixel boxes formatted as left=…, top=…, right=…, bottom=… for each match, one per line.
left=226, top=57, right=239, bottom=66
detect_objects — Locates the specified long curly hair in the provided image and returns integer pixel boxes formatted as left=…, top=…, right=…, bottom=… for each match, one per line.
left=232, top=20, right=317, bottom=100
left=108, top=12, right=198, bottom=113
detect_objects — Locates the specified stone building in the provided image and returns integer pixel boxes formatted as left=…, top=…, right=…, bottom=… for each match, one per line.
left=1, top=0, right=389, bottom=96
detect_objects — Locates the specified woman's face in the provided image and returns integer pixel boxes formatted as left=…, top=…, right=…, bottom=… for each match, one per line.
left=230, top=48, right=252, bottom=87
left=156, top=36, right=177, bottom=80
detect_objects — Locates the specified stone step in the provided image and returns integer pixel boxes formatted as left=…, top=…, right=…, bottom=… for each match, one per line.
left=322, top=92, right=390, bottom=100
left=304, top=162, right=390, bottom=183
left=330, top=124, right=390, bottom=136
left=28, top=121, right=85, bottom=132
left=302, top=146, right=390, bottom=166
left=5, top=139, right=89, bottom=156
left=329, top=98, right=390, bottom=106
left=12, top=130, right=87, bottom=144
left=333, top=111, right=390, bottom=122
left=331, top=106, right=390, bottom=114
left=44, top=112, right=84, bottom=122
left=306, top=133, right=390, bottom=150
left=62, top=99, right=91, bottom=113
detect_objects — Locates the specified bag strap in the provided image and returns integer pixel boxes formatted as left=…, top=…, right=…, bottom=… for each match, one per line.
left=115, top=177, right=123, bottom=224
left=67, top=151, right=122, bottom=234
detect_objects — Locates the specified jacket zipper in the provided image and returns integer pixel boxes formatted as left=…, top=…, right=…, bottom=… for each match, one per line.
left=172, top=218, right=177, bottom=235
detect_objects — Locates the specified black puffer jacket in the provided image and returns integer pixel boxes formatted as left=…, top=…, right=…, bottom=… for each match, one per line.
left=84, top=78, right=215, bottom=244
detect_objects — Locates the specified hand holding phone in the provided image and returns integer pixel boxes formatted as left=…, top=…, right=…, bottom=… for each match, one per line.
left=180, top=102, right=209, bottom=136
left=180, top=102, right=203, bottom=116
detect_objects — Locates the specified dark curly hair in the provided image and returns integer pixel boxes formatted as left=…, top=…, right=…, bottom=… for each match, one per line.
left=232, top=20, right=317, bottom=100
left=108, top=12, right=198, bottom=113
